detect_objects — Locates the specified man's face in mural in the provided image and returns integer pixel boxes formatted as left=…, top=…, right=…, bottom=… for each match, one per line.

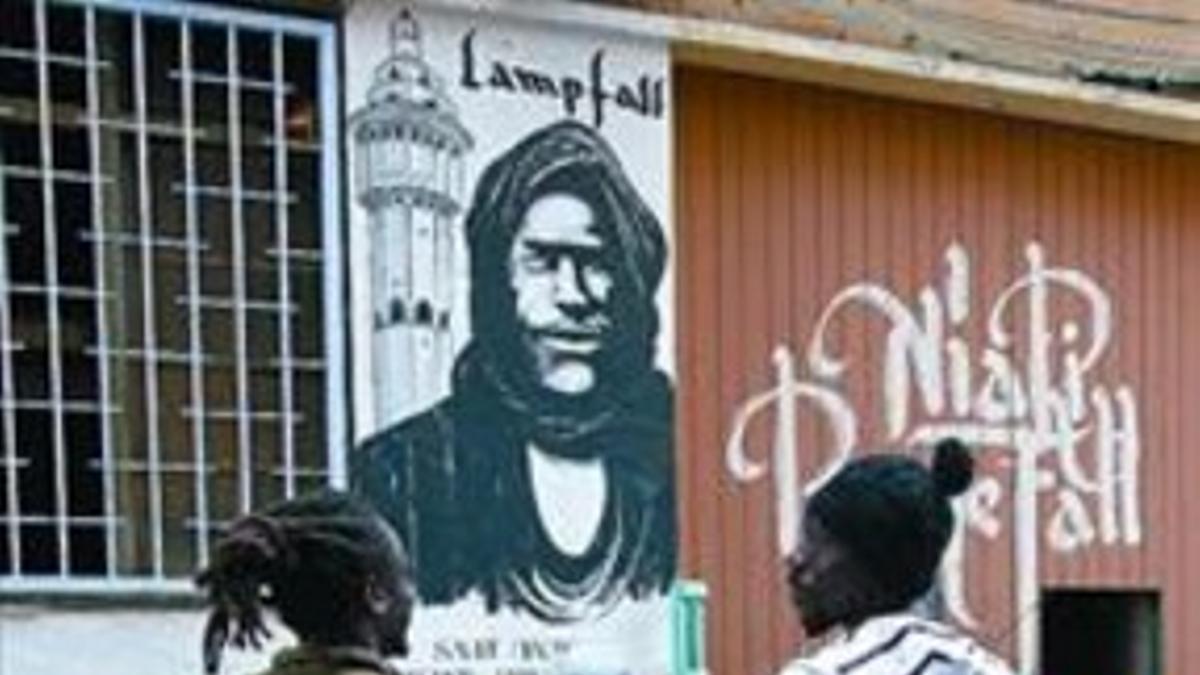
left=509, top=192, right=615, bottom=396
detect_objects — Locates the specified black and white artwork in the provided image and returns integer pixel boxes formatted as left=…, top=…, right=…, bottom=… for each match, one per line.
left=353, top=118, right=675, bottom=620
left=345, top=3, right=674, bottom=673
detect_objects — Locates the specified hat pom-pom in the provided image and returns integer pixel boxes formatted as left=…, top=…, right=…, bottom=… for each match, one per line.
left=932, top=437, right=974, bottom=498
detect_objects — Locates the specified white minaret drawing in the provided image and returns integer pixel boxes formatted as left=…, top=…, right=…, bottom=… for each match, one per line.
left=350, top=8, right=473, bottom=429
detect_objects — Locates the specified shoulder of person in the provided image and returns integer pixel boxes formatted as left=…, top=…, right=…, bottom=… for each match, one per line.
left=847, top=614, right=1015, bottom=675
left=776, top=658, right=835, bottom=675
left=780, top=616, right=1016, bottom=675
left=960, top=640, right=1018, bottom=675
left=254, top=646, right=394, bottom=675
left=774, top=626, right=867, bottom=675
left=266, top=665, right=386, bottom=675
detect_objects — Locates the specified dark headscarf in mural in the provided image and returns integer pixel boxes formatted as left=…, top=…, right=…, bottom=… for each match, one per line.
left=354, top=120, right=675, bottom=622
left=464, top=119, right=666, bottom=436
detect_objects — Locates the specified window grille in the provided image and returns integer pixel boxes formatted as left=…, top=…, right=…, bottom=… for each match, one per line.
left=0, top=0, right=342, bottom=591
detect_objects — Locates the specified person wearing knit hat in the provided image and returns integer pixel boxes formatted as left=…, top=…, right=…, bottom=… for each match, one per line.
left=778, top=438, right=1015, bottom=675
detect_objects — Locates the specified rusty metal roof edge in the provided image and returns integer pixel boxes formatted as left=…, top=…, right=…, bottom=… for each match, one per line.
left=888, top=2, right=1200, bottom=84
left=343, top=0, right=1200, bottom=145
left=751, top=0, right=1200, bottom=83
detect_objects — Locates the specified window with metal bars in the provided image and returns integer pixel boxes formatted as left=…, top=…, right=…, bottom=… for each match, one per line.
left=0, top=0, right=343, bottom=590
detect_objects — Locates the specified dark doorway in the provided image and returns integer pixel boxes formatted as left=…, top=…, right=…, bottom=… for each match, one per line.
left=1042, top=590, right=1161, bottom=675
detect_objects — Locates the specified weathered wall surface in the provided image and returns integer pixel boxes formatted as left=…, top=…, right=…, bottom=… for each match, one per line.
left=675, top=64, right=1199, bottom=675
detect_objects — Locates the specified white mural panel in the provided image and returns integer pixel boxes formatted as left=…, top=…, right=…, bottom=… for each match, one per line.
left=345, top=4, right=674, bottom=674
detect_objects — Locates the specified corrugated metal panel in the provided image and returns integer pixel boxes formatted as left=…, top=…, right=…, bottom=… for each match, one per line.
left=608, top=0, right=1200, bottom=90
left=676, top=66, right=1200, bottom=675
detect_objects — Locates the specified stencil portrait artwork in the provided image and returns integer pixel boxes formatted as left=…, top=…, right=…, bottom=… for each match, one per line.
left=353, top=119, right=676, bottom=622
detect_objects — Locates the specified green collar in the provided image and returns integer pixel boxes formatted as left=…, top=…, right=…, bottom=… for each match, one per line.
left=270, top=645, right=395, bottom=675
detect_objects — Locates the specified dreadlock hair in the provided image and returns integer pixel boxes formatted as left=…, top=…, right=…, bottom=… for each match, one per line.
left=196, top=490, right=411, bottom=674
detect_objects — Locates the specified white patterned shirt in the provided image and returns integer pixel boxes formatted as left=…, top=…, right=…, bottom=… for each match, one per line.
left=778, top=614, right=1016, bottom=675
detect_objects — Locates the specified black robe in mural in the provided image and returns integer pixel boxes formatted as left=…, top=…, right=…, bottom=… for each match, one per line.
left=353, top=347, right=676, bottom=621
left=353, top=120, right=675, bottom=621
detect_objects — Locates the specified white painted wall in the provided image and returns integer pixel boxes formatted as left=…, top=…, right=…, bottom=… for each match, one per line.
left=0, top=606, right=290, bottom=675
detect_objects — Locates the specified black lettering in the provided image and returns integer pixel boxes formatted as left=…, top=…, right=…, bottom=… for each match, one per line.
left=489, top=62, right=516, bottom=90
left=562, top=77, right=585, bottom=117
left=589, top=49, right=609, bottom=128
left=517, top=639, right=554, bottom=661
left=512, top=67, right=560, bottom=97
left=461, top=37, right=666, bottom=124
left=615, top=82, right=641, bottom=114
left=476, top=638, right=500, bottom=660
left=459, top=30, right=480, bottom=89
left=640, top=75, right=654, bottom=115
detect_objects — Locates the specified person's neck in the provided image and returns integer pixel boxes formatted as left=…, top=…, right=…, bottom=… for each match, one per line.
left=302, top=627, right=380, bottom=655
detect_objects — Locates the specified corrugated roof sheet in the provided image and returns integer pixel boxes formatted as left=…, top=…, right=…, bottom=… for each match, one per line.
left=597, top=0, right=1200, bottom=98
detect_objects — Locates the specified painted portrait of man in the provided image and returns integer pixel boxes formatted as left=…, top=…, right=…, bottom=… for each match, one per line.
left=352, top=119, right=675, bottom=623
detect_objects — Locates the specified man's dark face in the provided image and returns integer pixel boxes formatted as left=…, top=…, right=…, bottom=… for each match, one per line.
left=785, top=514, right=876, bottom=637
left=374, top=578, right=413, bottom=657
left=372, top=527, right=415, bottom=657
left=508, top=192, right=616, bottom=396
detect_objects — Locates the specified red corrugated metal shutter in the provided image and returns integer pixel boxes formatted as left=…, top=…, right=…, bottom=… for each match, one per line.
left=676, top=65, right=1200, bottom=675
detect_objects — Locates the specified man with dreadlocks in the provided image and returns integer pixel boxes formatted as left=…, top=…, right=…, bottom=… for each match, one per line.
left=780, top=439, right=1015, bottom=675
left=354, top=119, right=675, bottom=622
left=197, top=490, right=414, bottom=675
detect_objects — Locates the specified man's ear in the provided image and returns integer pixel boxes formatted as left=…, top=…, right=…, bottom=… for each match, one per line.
left=364, top=576, right=393, bottom=616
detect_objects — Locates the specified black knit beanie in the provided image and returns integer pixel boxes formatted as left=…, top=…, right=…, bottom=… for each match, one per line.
left=807, top=438, right=974, bottom=606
